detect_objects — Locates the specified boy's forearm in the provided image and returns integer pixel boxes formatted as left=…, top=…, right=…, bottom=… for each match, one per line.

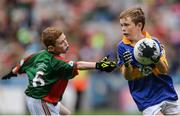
left=123, top=65, right=133, bottom=80
left=76, top=61, right=96, bottom=70
left=155, top=59, right=168, bottom=74
left=122, top=65, right=143, bottom=80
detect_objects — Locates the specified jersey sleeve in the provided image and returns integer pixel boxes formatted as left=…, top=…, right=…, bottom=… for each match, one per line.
left=117, top=43, right=125, bottom=66
left=12, top=54, right=34, bottom=74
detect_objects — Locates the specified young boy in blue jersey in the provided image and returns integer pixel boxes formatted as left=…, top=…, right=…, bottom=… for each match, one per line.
left=117, top=7, right=180, bottom=115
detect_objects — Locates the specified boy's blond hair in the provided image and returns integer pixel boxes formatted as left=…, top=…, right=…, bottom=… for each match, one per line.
left=42, top=27, right=62, bottom=47
left=120, top=7, right=145, bottom=31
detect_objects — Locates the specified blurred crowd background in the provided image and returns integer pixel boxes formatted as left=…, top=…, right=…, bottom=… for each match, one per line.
left=0, top=0, right=180, bottom=115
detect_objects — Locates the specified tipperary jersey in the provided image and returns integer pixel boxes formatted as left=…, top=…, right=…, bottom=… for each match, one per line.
left=14, top=50, right=78, bottom=104
left=117, top=32, right=178, bottom=111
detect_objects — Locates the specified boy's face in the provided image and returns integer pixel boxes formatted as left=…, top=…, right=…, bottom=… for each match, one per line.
left=120, top=16, right=141, bottom=41
left=53, top=33, right=69, bottom=54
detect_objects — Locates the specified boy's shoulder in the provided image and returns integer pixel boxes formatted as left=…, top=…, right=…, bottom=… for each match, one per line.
left=30, top=50, right=52, bottom=62
left=117, top=40, right=125, bottom=47
left=117, top=39, right=129, bottom=51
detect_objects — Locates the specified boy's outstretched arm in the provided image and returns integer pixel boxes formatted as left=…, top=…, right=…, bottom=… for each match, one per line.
left=1, top=70, right=17, bottom=80
left=1, top=54, right=34, bottom=80
left=77, top=56, right=117, bottom=72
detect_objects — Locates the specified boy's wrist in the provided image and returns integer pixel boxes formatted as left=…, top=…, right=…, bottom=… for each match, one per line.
left=124, top=63, right=129, bottom=67
left=124, top=63, right=132, bottom=69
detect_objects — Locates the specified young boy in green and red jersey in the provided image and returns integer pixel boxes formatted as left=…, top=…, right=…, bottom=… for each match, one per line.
left=1, top=27, right=116, bottom=115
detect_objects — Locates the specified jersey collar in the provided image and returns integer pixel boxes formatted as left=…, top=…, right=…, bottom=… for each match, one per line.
left=122, top=31, right=152, bottom=46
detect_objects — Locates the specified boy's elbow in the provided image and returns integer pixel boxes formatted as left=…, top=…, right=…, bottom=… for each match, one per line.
left=160, top=68, right=168, bottom=75
left=160, top=65, right=169, bottom=74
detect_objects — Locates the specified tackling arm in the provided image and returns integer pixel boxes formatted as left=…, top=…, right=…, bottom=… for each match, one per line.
left=76, top=56, right=117, bottom=72
left=76, top=61, right=96, bottom=70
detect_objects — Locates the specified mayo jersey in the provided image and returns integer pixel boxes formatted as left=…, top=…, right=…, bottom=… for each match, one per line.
left=14, top=50, right=78, bottom=104
left=117, top=32, right=178, bottom=111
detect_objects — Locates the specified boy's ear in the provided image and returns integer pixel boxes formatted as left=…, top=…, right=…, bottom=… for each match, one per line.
left=137, top=23, right=143, bottom=28
left=47, top=46, right=55, bottom=52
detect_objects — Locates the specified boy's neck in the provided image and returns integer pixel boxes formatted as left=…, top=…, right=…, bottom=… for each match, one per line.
left=131, top=32, right=145, bottom=44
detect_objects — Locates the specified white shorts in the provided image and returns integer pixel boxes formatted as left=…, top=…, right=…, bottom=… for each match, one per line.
left=26, top=96, right=60, bottom=115
left=142, top=100, right=180, bottom=116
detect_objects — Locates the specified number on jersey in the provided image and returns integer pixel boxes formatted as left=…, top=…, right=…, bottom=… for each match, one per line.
left=32, top=71, right=45, bottom=87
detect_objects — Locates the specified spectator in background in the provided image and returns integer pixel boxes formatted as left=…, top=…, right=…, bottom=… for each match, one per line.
left=71, top=70, right=89, bottom=112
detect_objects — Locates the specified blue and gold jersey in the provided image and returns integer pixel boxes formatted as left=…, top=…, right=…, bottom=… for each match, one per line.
left=117, top=32, right=178, bottom=111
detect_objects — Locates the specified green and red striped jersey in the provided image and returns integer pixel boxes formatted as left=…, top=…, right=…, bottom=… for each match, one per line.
left=15, top=50, right=78, bottom=103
